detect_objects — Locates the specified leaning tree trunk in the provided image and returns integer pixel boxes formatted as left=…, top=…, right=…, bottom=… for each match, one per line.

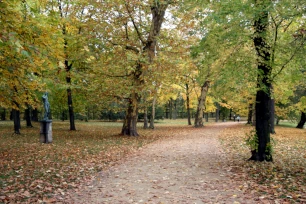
left=249, top=0, right=273, bottom=162
left=296, top=112, right=306, bottom=129
left=186, top=83, right=192, bottom=125
left=194, top=81, right=209, bottom=127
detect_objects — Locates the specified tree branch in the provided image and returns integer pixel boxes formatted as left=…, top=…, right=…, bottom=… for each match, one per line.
left=125, top=3, right=145, bottom=44
left=101, top=72, right=132, bottom=78
left=109, top=41, right=140, bottom=54
left=272, top=38, right=305, bottom=80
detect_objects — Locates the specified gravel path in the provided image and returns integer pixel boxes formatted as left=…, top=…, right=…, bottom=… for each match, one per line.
left=67, top=122, right=258, bottom=204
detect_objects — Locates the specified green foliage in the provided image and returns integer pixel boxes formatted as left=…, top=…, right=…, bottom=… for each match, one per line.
left=245, top=129, right=259, bottom=152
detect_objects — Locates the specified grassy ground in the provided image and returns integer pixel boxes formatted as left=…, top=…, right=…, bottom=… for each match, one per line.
left=1, top=119, right=305, bottom=203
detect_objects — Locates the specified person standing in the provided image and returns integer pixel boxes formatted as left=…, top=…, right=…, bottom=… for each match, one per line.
left=237, top=115, right=240, bottom=122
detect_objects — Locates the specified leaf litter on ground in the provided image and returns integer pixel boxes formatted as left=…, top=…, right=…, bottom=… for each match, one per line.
left=0, top=120, right=175, bottom=203
left=1, top=120, right=306, bottom=203
left=219, top=124, right=306, bottom=203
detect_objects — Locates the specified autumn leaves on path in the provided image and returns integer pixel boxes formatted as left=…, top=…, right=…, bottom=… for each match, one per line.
left=68, top=122, right=254, bottom=203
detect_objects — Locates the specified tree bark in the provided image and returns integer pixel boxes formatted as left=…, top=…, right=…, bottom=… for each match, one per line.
left=25, top=106, right=33, bottom=127
left=215, top=103, right=220, bottom=122
left=12, top=108, right=20, bottom=134
left=66, top=60, right=76, bottom=131
left=169, top=99, right=173, bottom=119
left=270, top=99, right=276, bottom=134
left=172, top=99, right=177, bottom=120
left=32, top=108, right=38, bottom=121
left=186, top=83, right=192, bottom=125
left=247, top=103, right=253, bottom=124
left=143, top=105, right=148, bottom=129
left=122, top=2, right=168, bottom=135
left=296, top=112, right=306, bottom=129
left=194, top=81, right=209, bottom=127
left=67, top=87, right=76, bottom=130
left=0, top=109, right=6, bottom=120
left=149, top=96, right=156, bottom=129
left=121, top=93, right=139, bottom=136
left=205, top=112, right=209, bottom=122
left=59, top=1, right=76, bottom=131
left=249, top=0, right=273, bottom=162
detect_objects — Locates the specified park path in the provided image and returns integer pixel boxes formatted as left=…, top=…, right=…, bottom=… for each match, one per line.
left=67, top=122, right=258, bottom=204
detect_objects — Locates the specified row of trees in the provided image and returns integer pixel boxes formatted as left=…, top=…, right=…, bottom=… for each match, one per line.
left=1, top=0, right=306, bottom=161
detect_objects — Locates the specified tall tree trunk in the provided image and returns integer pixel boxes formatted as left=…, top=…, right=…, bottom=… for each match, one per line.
left=25, top=106, right=33, bottom=127
left=169, top=99, right=173, bottom=119
left=121, top=93, right=139, bottom=136
left=215, top=103, right=220, bottom=122
left=143, top=105, right=148, bottom=129
left=0, top=109, right=6, bottom=120
left=205, top=112, right=209, bottom=122
left=122, top=62, right=142, bottom=136
left=186, top=83, right=192, bottom=125
left=249, top=0, right=273, bottom=162
left=12, top=107, right=20, bottom=134
left=59, top=1, right=76, bottom=130
left=252, top=106, right=256, bottom=126
left=296, top=112, right=306, bottom=129
left=194, top=81, right=209, bottom=127
left=32, top=108, right=38, bottom=121
left=67, top=87, right=76, bottom=130
left=270, top=98, right=276, bottom=134
left=172, top=99, right=177, bottom=120
left=247, top=103, right=253, bottom=124
left=276, top=117, right=280, bottom=125
left=165, top=104, right=169, bottom=119
left=65, top=60, right=76, bottom=131
left=122, top=2, right=168, bottom=135
left=149, top=96, right=156, bottom=129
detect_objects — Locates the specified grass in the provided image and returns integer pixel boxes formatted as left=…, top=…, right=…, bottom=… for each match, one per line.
left=277, top=120, right=298, bottom=128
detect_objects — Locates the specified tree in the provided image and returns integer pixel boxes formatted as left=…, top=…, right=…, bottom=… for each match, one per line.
left=0, top=0, right=60, bottom=133
left=192, top=0, right=306, bottom=161
left=296, top=112, right=306, bottom=129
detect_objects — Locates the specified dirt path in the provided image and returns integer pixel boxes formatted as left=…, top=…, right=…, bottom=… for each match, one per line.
left=67, top=122, right=257, bottom=203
